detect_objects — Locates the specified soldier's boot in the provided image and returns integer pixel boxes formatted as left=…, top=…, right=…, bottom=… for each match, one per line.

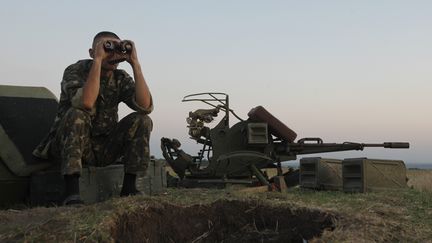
left=120, top=173, right=143, bottom=197
left=63, top=174, right=84, bottom=205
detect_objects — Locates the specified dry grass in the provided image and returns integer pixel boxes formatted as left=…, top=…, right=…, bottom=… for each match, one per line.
left=0, top=169, right=431, bottom=242
left=407, top=169, right=432, bottom=192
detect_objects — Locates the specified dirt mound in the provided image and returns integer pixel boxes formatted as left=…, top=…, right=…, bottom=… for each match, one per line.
left=111, top=200, right=335, bottom=242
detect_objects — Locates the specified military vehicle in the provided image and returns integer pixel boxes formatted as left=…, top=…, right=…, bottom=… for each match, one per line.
left=0, top=85, right=165, bottom=207
left=161, top=92, right=409, bottom=189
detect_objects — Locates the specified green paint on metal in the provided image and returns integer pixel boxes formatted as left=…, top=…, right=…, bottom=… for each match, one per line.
left=0, top=85, right=58, bottom=101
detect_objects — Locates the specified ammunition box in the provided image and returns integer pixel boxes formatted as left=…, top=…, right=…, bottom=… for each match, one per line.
left=30, top=160, right=166, bottom=205
left=30, top=165, right=124, bottom=205
left=247, top=122, right=268, bottom=144
left=247, top=105, right=297, bottom=142
left=343, top=158, right=407, bottom=192
left=137, top=159, right=167, bottom=195
left=300, top=157, right=342, bottom=190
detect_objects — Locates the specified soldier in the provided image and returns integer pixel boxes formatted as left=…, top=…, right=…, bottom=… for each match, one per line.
left=33, top=31, right=153, bottom=205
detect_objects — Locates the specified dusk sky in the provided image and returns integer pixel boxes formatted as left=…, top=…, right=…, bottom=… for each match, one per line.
left=1, top=1, right=430, bottom=164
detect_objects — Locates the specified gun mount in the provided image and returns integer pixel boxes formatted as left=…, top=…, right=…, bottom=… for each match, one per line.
left=161, top=92, right=409, bottom=188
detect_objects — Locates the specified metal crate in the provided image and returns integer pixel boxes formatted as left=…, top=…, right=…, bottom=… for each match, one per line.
left=343, top=158, right=407, bottom=193
left=300, top=157, right=342, bottom=190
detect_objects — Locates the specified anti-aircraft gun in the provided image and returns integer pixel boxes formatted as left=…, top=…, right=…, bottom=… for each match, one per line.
left=161, top=92, right=409, bottom=188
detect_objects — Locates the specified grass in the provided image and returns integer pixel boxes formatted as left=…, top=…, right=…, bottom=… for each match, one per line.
left=407, top=169, right=432, bottom=192
left=0, top=170, right=431, bottom=242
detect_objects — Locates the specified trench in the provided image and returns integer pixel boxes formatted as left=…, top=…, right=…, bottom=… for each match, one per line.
left=111, top=200, right=335, bottom=243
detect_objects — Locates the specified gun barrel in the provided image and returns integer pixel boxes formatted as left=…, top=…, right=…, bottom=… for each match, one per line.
left=276, top=141, right=410, bottom=157
left=365, top=142, right=410, bottom=149
left=343, top=142, right=410, bottom=149
left=362, top=142, right=409, bottom=149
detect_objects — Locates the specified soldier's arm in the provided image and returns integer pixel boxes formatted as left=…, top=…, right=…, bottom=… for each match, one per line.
left=82, top=41, right=106, bottom=110
left=125, top=41, right=152, bottom=110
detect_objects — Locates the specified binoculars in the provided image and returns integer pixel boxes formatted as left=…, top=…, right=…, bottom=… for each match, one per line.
left=103, top=40, right=132, bottom=54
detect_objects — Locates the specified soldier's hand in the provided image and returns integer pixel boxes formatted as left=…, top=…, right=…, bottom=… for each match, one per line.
left=93, top=39, right=111, bottom=62
left=124, top=40, right=139, bottom=66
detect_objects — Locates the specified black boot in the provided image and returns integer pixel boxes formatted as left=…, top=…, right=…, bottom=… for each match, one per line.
left=120, top=173, right=143, bottom=197
left=63, top=174, right=84, bottom=205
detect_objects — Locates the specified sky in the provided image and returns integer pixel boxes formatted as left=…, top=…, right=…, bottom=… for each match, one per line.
left=1, top=1, right=431, bottom=164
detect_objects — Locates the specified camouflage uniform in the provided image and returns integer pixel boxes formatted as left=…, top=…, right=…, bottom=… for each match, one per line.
left=33, top=59, right=153, bottom=175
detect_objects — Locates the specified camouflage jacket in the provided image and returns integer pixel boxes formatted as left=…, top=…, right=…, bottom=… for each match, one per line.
left=33, top=59, right=153, bottom=159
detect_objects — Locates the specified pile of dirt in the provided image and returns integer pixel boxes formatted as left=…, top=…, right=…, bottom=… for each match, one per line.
left=111, top=199, right=336, bottom=242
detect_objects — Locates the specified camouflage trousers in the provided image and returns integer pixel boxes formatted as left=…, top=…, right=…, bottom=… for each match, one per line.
left=50, top=108, right=152, bottom=175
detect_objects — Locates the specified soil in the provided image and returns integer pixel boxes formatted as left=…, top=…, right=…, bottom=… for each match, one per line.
left=111, top=199, right=336, bottom=243
left=1, top=185, right=430, bottom=242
